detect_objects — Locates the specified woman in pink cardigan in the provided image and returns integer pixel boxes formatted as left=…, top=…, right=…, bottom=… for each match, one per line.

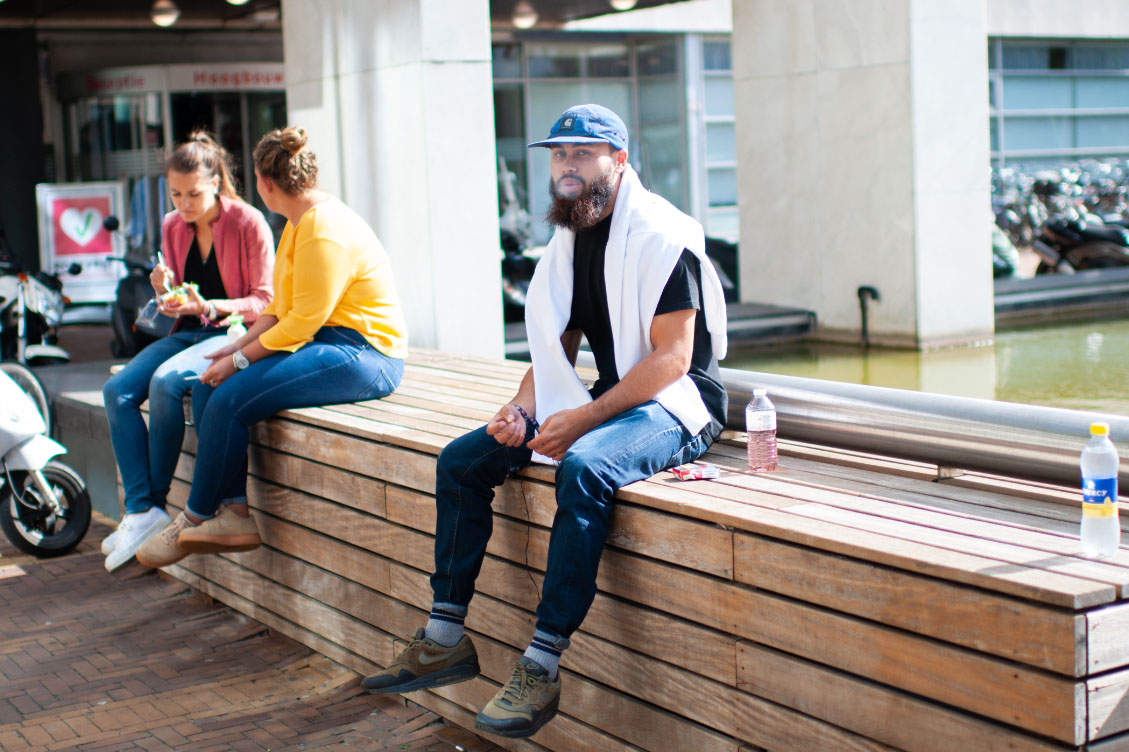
left=101, top=131, right=274, bottom=572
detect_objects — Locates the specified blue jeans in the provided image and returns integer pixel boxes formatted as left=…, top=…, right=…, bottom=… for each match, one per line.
left=104, top=328, right=227, bottom=515
left=430, top=400, right=709, bottom=646
left=185, top=326, right=403, bottom=519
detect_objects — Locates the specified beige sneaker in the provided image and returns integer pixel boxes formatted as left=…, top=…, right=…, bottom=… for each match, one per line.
left=474, top=657, right=561, bottom=738
left=177, top=506, right=261, bottom=554
left=362, top=628, right=479, bottom=694
left=135, top=512, right=193, bottom=568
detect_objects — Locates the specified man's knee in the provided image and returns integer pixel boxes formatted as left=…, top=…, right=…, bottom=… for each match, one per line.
left=555, top=452, right=614, bottom=513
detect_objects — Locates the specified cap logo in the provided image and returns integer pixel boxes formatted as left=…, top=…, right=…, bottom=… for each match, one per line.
left=561, top=117, right=575, bottom=130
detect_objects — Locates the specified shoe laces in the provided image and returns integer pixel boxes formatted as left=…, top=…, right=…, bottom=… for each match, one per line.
left=160, top=514, right=188, bottom=543
left=500, top=661, right=539, bottom=704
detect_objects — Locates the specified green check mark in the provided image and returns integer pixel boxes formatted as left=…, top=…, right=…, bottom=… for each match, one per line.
left=78, top=210, right=93, bottom=237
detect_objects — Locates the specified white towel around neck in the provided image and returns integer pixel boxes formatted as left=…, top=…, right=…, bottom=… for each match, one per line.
left=524, top=165, right=728, bottom=464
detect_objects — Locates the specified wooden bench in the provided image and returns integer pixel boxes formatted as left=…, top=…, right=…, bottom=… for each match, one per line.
left=120, top=349, right=1129, bottom=751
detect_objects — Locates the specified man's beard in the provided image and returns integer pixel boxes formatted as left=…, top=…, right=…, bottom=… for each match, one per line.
left=546, top=173, right=615, bottom=232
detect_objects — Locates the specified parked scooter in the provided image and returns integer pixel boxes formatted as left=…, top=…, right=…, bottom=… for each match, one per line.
left=1031, top=214, right=1129, bottom=274
left=0, top=369, right=90, bottom=556
left=0, top=221, right=76, bottom=365
left=102, top=215, right=160, bottom=358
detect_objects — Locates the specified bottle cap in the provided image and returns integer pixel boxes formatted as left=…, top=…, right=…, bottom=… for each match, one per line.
left=753, top=388, right=766, bottom=397
left=1091, top=422, right=1110, bottom=436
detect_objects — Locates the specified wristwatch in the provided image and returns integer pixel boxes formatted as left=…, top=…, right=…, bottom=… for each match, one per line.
left=232, top=349, right=250, bottom=370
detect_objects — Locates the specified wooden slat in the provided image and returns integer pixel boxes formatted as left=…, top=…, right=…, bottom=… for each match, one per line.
left=733, top=533, right=1083, bottom=675
left=1089, top=668, right=1129, bottom=741
left=1089, top=602, right=1129, bottom=674
left=736, top=642, right=1070, bottom=750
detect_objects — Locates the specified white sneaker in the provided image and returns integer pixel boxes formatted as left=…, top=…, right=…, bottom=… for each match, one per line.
left=100, top=528, right=120, bottom=556
left=104, top=507, right=173, bottom=572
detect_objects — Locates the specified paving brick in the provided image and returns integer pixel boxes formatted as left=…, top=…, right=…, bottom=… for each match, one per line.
left=0, top=545, right=495, bottom=752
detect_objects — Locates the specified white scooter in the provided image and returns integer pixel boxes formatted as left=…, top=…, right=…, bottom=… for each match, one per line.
left=0, top=367, right=90, bottom=556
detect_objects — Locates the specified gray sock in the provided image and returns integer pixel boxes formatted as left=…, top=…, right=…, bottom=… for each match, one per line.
left=424, top=606, right=465, bottom=647
left=522, top=642, right=561, bottom=680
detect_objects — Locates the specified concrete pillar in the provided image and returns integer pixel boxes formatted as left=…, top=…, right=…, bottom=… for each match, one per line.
left=280, top=0, right=503, bottom=356
left=733, top=0, right=994, bottom=349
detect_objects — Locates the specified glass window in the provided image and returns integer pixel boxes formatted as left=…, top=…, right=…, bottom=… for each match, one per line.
left=1076, top=116, right=1129, bottom=148
left=639, top=78, right=680, bottom=123
left=587, top=44, right=630, bottom=78
left=1002, top=44, right=1068, bottom=70
left=528, top=45, right=581, bottom=78
left=1002, top=77, right=1072, bottom=110
left=637, top=40, right=678, bottom=76
left=708, top=168, right=737, bottom=206
left=1003, top=117, right=1073, bottom=150
left=990, top=119, right=999, bottom=152
left=704, top=77, right=734, bottom=118
left=706, top=122, right=736, bottom=164
left=1075, top=77, right=1129, bottom=109
left=494, top=84, right=527, bottom=208
left=1072, top=44, right=1129, bottom=70
left=703, top=40, right=731, bottom=72
left=493, top=44, right=522, bottom=79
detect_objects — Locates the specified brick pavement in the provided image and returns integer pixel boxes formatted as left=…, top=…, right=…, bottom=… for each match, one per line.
left=0, top=517, right=501, bottom=752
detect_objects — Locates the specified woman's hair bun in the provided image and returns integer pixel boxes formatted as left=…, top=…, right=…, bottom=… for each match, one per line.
left=280, top=126, right=308, bottom=155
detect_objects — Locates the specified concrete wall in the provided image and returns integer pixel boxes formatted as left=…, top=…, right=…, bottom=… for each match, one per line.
left=988, top=0, right=1129, bottom=37
left=732, top=0, right=993, bottom=349
left=281, top=0, right=504, bottom=357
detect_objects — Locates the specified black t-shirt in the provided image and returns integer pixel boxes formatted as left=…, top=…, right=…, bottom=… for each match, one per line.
left=178, top=237, right=226, bottom=331
left=565, top=214, right=728, bottom=442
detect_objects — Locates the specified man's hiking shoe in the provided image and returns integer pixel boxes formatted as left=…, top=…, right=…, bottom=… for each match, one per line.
left=361, top=629, right=479, bottom=694
left=474, top=657, right=561, bottom=738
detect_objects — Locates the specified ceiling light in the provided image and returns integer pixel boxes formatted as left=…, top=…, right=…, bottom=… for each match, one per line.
left=150, top=0, right=180, bottom=27
left=512, top=0, right=538, bottom=29
left=610, top=0, right=639, bottom=9
left=225, top=0, right=251, bottom=4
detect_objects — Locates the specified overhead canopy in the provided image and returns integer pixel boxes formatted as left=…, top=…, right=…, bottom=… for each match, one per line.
left=0, top=0, right=688, bottom=29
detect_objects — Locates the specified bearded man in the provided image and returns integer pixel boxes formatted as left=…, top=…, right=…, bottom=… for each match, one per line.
left=362, top=104, right=729, bottom=739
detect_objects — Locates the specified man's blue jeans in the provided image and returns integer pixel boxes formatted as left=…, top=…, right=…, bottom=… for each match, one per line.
left=185, top=326, right=403, bottom=520
left=103, top=328, right=226, bottom=515
left=430, top=400, right=709, bottom=647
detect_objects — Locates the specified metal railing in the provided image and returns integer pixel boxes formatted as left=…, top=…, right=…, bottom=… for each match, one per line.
left=721, top=367, right=1129, bottom=487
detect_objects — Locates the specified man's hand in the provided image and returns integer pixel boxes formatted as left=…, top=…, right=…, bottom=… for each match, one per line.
left=486, top=404, right=530, bottom=447
left=527, top=407, right=594, bottom=461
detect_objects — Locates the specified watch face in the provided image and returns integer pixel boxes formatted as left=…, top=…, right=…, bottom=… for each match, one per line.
left=234, top=350, right=250, bottom=369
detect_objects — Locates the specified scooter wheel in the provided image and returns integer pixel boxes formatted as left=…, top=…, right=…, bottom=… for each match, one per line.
left=0, top=461, right=91, bottom=558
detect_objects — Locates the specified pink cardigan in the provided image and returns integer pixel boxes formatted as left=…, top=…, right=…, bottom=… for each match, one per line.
left=161, top=196, right=275, bottom=324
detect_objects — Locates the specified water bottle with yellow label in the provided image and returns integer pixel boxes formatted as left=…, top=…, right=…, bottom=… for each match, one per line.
left=1081, top=421, right=1120, bottom=558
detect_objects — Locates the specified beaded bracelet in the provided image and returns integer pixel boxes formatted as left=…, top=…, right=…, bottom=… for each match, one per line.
left=511, top=404, right=539, bottom=430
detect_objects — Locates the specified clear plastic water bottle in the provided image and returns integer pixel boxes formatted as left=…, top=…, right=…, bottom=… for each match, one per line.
left=226, top=314, right=246, bottom=345
left=1081, top=421, right=1120, bottom=558
left=746, top=388, right=777, bottom=472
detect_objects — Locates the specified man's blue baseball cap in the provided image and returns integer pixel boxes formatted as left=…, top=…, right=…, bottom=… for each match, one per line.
left=528, top=104, right=628, bottom=151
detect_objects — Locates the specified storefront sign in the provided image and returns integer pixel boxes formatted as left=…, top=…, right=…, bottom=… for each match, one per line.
left=167, top=62, right=285, bottom=91
left=59, top=66, right=166, bottom=100
left=35, top=182, right=127, bottom=304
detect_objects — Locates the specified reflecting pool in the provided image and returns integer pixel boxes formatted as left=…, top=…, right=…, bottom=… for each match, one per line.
left=722, top=319, right=1129, bottom=417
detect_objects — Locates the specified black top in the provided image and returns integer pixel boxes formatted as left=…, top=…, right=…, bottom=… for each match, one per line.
left=178, top=236, right=225, bottom=330
left=565, top=214, right=727, bottom=442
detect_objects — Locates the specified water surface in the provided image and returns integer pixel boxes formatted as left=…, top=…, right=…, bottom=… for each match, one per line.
left=722, top=319, right=1129, bottom=417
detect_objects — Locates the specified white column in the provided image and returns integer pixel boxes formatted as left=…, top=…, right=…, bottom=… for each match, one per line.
left=281, top=0, right=503, bottom=356
left=732, top=0, right=993, bottom=349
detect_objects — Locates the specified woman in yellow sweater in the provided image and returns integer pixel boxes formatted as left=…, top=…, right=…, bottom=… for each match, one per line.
left=138, top=126, right=408, bottom=567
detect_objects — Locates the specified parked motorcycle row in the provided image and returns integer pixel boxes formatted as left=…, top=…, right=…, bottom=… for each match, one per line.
left=992, top=158, right=1129, bottom=276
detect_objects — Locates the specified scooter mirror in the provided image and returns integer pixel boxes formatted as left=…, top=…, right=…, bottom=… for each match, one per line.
left=102, top=215, right=120, bottom=232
